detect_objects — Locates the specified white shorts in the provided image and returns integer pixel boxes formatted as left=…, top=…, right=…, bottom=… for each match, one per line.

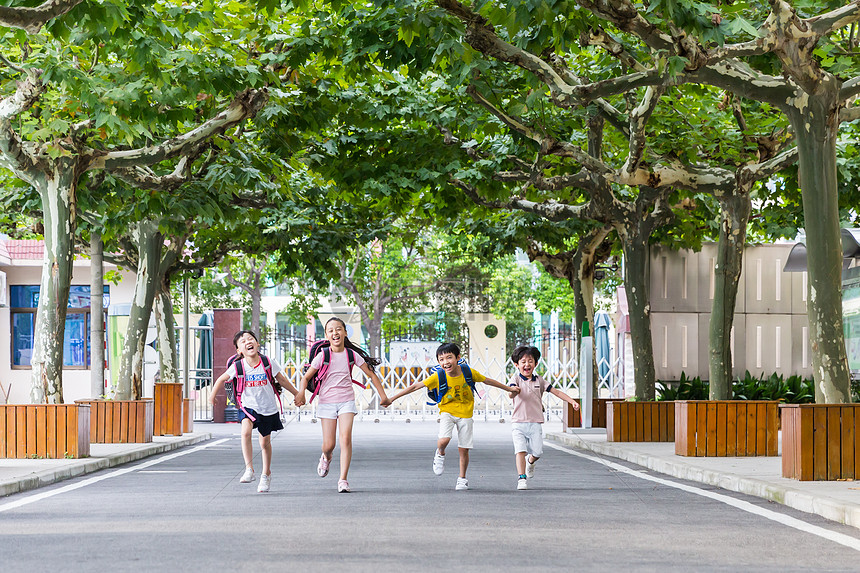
left=512, top=422, right=544, bottom=457
left=316, top=400, right=358, bottom=420
left=438, top=412, right=474, bottom=449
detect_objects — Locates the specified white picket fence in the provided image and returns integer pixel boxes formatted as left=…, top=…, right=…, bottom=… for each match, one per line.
left=192, top=347, right=624, bottom=422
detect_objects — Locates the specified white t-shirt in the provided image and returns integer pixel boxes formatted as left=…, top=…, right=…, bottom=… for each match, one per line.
left=226, top=356, right=282, bottom=416
left=311, top=348, right=366, bottom=404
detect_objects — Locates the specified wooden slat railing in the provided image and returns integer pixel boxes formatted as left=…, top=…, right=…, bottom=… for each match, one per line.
left=154, top=383, right=184, bottom=436
left=781, top=404, right=860, bottom=481
left=675, top=400, right=778, bottom=457
left=0, top=404, right=90, bottom=459
left=562, top=398, right=625, bottom=430
left=75, top=399, right=154, bottom=443
left=606, top=401, right=675, bottom=442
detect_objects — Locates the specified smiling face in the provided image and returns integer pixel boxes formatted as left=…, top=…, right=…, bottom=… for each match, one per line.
left=325, top=319, right=346, bottom=350
left=236, top=332, right=260, bottom=360
left=516, top=354, right=536, bottom=378
left=436, top=351, right=459, bottom=374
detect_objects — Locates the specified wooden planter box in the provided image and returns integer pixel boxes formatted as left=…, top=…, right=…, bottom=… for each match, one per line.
left=606, top=401, right=675, bottom=442
left=154, top=383, right=184, bottom=436
left=562, top=398, right=625, bottom=430
left=0, top=404, right=90, bottom=459
left=781, top=404, right=860, bottom=481
left=675, top=400, right=778, bottom=457
left=75, top=399, right=153, bottom=443
left=182, top=398, right=194, bottom=434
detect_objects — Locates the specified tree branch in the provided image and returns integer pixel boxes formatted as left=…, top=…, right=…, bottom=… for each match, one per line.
left=0, top=0, right=82, bottom=34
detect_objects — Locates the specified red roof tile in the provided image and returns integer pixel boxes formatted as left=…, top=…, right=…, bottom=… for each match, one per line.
left=5, top=240, right=44, bottom=260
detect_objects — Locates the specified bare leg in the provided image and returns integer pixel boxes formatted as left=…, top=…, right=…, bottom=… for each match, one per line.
left=240, top=419, right=254, bottom=471
left=437, top=436, right=451, bottom=456
left=320, top=417, right=337, bottom=462
left=338, top=412, right=355, bottom=480
left=459, top=448, right=469, bottom=478
left=516, top=452, right=527, bottom=475
left=259, top=433, right=272, bottom=476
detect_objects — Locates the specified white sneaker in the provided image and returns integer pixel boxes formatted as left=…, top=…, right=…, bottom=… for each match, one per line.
left=526, top=459, right=536, bottom=479
left=517, top=478, right=528, bottom=490
left=455, top=477, right=469, bottom=491
left=239, top=468, right=255, bottom=483
left=257, top=474, right=270, bottom=493
left=433, top=450, right=445, bottom=475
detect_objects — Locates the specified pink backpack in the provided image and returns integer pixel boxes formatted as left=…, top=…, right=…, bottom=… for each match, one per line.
left=225, top=354, right=283, bottom=421
left=302, top=340, right=366, bottom=403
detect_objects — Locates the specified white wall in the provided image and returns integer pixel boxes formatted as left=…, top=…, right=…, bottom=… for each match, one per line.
left=0, top=259, right=136, bottom=404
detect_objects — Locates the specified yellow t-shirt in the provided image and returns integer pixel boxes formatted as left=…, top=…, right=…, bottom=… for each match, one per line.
left=423, top=367, right=487, bottom=419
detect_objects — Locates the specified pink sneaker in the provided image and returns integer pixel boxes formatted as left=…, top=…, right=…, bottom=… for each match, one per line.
left=337, top=480, right=350, bottom=493
left=317, top=453, right=330, bottom=478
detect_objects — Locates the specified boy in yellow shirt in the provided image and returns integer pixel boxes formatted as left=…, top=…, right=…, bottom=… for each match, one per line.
left=385, top=343, right=519, bottom=490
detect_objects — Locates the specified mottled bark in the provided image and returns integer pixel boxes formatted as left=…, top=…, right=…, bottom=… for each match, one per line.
left=709, top=193, right=750, bottom=400
left=29, top=165, right=76, bottom=404
left=154, top=280, right=179, bottom=385
left=90, top=231, right=105, bottom=398
left=619, top=226, right=655, bottom=401
left=790, top=97, right=851, bottom=403
left=116, top=220, right=162, bottom=400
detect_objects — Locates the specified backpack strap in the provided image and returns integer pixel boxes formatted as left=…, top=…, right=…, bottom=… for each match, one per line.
left=346, top=348, right=366, bottom=389
left=260, top=355, right=284, bottom=414
left=426, top=365, right=449, bottom=405
left=232, top=358, right=257, bottom=422
left=308, top=347, right=332, bottom=403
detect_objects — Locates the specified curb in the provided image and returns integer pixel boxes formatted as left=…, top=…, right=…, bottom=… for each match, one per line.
left=545, top=431, right=860, bottom=530
left=0, top=433, right=212, bottom=498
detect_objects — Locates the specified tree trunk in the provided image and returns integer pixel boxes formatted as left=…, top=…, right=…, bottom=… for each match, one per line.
left=250, top=286, right=262, bottom=338
left=573, top=245, right=599, bottom=395
left=154, top=279, right=179, bottom=385
left=116, top=220, right=162, bottom=399
left=90, top=230, right=105, bottom=398
left=708, top=192, right=750, bottom=400
left=619, top=226, right=656, bottom=400
left=29, top=166, right=77, bottom=404
left=790, top=98, right=851, bottom=403
left=367, top=315, right=383, bottom=359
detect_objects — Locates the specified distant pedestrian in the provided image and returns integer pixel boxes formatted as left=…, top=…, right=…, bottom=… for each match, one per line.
left=210, top=330, right=299, bottom=493
left=385, top=342, right=519, bottom=490
left=295, top=317, right=389, bottom=493
left=508, top=345, right=579, bottom=490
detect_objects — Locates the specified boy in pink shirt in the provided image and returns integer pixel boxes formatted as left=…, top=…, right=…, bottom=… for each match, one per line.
left=509, top=345, right=579, bottom=490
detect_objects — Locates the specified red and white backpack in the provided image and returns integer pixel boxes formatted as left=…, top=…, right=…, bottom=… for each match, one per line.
left=225, top=354, right=283, bottom=421
left=302, top=340, right=366, bottom=403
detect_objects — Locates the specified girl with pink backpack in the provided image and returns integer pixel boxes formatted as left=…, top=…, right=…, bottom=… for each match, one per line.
left=295, top=317, right=389, bottom=493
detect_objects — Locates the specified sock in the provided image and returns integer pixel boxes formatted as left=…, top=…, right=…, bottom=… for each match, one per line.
left=518, top=474, right=527, bottom=479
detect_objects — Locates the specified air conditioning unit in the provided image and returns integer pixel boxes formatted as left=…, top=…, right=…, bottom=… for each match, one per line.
left=0, top=270, right=6, bottom=306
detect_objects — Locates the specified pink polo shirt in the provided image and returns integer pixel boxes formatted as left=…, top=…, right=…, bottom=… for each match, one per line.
left=311, top=348, right=365, bottom=404
left=509, top=373, right=552, bottom=423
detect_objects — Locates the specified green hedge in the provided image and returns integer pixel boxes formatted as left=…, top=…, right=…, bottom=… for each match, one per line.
left=656, top=371, right=816, bottom=403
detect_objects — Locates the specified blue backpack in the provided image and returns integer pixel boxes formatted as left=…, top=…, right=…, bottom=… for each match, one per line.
left=426, top=360, right=479, bottom=405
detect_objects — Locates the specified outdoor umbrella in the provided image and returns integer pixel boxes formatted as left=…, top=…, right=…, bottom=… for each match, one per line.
left=594, top=311, right=612, bottom=386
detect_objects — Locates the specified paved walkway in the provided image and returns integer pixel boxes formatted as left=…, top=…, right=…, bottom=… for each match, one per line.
left=0, top=432, right=211, bottom=497
left=3, top=423, right=859, bottom=533
left=545, top=428, right=860, bottom=530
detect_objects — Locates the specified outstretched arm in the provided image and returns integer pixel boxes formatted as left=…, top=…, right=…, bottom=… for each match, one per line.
left=209, top=371, right=231, bottom=406
left=386, top=381, right=425, bottom=405
left=359, top=363, right=389, bottom=406
left=295, top=366, right=316, bottom=407
left=274, top=371, right=299, bottom=398
left=481, top=377, right=520, bottom=397
left=549, top=386, right=579, bottom=409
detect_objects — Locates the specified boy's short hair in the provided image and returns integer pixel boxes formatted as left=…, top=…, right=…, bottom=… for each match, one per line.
left=436, top=342, right=461, bottom=359
left=232, top=330, right=259, bottom=348
left=512, top=345, right=540, bottom=363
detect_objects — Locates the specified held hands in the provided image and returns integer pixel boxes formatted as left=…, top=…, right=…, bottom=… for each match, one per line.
left=571, top=399, right=580, bottom=410
left=294, top=391, right=306, bottom=407
left=507, top=386, right=521, bottom=397
left=379, top=396, right=392, bottom=408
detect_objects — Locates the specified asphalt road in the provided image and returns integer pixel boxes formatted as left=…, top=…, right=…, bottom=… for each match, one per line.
left=2, top=419, right=859, bottom=572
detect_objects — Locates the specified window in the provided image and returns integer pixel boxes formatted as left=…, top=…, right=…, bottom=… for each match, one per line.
left=11, top=285, right=110, bottom=369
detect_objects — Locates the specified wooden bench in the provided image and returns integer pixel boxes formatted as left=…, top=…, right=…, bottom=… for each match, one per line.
left=606, top=401, right=675, bottom=442
left=562, top=398, right=625, bottom=430
left=75, top=399, right=153, bottom=443
left=675, top=400, right=778, bottom=457
left=781, top=404, right=860, bottom=481
left=0, top=404, right=91, bottom=458
left=154, top=383, right=184, bottom=436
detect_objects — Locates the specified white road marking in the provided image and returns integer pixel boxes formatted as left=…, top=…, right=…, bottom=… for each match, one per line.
left=0, top=439, right=229, bottom=514
left=546, top=442, right=860, bottom=552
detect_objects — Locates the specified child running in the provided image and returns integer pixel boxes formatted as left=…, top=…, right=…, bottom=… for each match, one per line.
left=210, top=330, right=299, bottom=493
left=509, top=345, right=579, bottom=490
left=295, top=317, right=389, bottom=493
left=385, top=342, right=519, bottom=490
